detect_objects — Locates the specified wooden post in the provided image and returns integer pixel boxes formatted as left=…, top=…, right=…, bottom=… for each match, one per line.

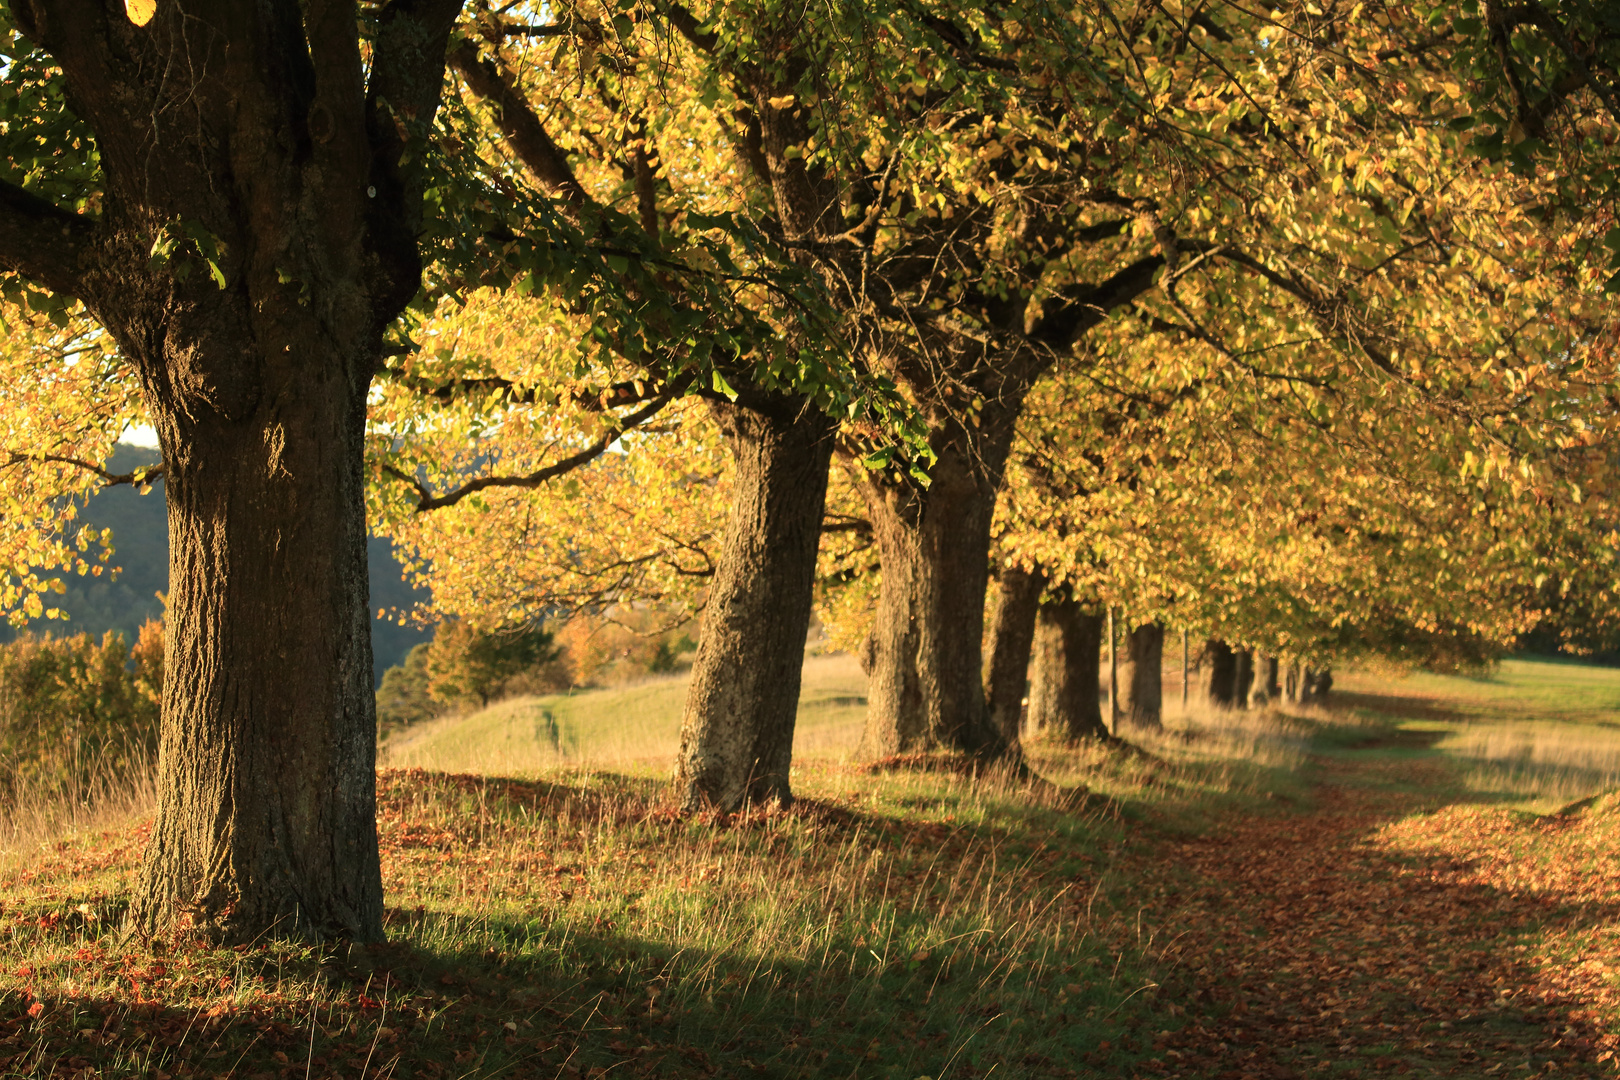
left=1108, top=607, right=1119, bottom=736
left=1181, top=629, right=1189, bottom=711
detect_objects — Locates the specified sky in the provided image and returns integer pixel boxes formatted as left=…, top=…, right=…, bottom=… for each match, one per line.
left=120, top=423, right=160, bottom=448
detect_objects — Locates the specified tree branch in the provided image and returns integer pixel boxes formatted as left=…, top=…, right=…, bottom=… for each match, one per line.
left=3, top=451, right=164, bottom=489
left=0, top=179, right=99, bottom=299
left=364, top=0, right=468, bottom=313
left=393, top=391, right=678, bottom=512
left=650, top=0, right=719, bottom=55
left=1028, top=252, right=1168, bottom=350
left=448, top=40, right=599, bottom=213
left=376, top=363, right=686, bottom=412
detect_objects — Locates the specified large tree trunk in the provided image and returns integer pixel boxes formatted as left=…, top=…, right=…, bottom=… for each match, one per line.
left=1251, top=654, right=1280, bottom=707
left=857, top=436, right=1016, bottom=759
left=1027, top=600, right=1108, bottom=743
left=134, top=344, right=382, bottom=942
left=0, top=0, right=465, bottom=943
left=674, top=394, right=835, bottom=811
left=1204, top=640, right=1238, bottom=708
left=1121, top=622, right=1164, bottom=731
left=983, top=562, right=1045, bottom=744
left=1303, top=668, right=1334, bottom=701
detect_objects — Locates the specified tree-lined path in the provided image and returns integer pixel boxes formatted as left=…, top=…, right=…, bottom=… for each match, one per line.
left=1128, top=723, right=1619, bottom=1079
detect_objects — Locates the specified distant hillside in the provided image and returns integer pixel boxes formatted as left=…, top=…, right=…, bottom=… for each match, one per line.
left=0, top=443, right=432, bottom=683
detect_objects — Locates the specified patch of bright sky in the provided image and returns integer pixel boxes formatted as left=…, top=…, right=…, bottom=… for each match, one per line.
left=120, top=423, right=160, bottom=448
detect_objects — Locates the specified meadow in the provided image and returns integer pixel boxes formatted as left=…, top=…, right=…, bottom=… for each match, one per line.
left=3, top=655, right=1620, bottom=1078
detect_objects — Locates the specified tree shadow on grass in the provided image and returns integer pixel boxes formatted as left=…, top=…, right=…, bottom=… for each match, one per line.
left=1314, top=690, right=1480, bottom=728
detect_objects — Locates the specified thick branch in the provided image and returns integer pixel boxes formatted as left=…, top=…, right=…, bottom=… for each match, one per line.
left=364, top=0, right=467, bottom=313
left=651, top=0, right=719, bottom=55
left=0, top=179, right=98, bottom=299
left=448, top=41, right=598, bottom=212
left=1029, top=253, right=1168, bottom=350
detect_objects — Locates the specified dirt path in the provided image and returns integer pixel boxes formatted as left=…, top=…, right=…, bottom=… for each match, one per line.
left=1127, top=742, right=1619, bottom=1079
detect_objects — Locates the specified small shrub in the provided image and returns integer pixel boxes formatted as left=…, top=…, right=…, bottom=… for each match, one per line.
left=0, top=630, right=158, bottom=801
left=130, top=616, right=163, bottom=705
left=376, top=642, right=438, bottom=735
left=649, top=631, right=696, bottom=673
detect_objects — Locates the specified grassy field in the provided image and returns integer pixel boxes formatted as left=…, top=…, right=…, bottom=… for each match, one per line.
left=1332, top=659, right=1620, bottom=811
left=4, top=655, right=1620, bottom=1078
left=381, top=655, right=870, bottom=775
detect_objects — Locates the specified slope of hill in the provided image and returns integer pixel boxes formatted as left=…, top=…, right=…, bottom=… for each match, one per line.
left=0, top=443, right=432, bottom=682
left=381, top=653, right=870, bottom=772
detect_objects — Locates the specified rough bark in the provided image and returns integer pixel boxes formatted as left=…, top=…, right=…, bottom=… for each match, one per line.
left=983, top=562, right=1045, bottom=745
left=137, top=342, right=381, bottom=941
left=1027, top=601, right=1108, bottom=743
left=1204, top=640, right=1239, bottom=708
left=857, top=434, right=1018, bottom=759
left=1121, top=622, right=1164, bottom=730
left=0, top=0, right=464, bottom=941
left=674, top=393, right=836, bottom=811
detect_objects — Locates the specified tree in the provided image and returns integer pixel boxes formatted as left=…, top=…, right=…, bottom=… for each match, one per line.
left=370, top=5, right=924, bottom=811
left=424, top=618, right=556, bottom=709
left=1119, top=623, right=1164, bottom=731
left=0, top=0, right=473, bottom=941
left=1026, top=598, right=1107, bottom=744
left=983, top=561, right=1046, bottom=744
left=376, top=642, right=438, bottom=734
left=673, top=389, right=836, bottom=808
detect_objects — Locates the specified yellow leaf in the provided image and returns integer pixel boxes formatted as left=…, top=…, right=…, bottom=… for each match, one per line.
left=126, top=0, right=156, bottom=25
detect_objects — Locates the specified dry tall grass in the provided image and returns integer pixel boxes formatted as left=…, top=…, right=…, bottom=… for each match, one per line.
left=0, top=749, right=154, bottom=872
left=1435, top=721, right=1620, bottom=807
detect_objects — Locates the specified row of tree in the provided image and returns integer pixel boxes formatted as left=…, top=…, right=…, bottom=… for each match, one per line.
left=0, top=0, right=1615, bottom=944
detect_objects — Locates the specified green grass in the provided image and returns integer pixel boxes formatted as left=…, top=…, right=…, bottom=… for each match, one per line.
left=1329, top=660, right=1620, bottom=812
left=1340, top=656, right=1620, bottom=725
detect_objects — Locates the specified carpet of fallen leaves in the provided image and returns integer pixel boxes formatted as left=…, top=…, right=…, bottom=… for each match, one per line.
left=1127, top=737, right=1620, bottom=1078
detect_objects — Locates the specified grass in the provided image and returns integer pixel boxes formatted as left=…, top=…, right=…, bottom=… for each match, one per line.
left=381, top=655, right=870, bottom=775
left=1331, top=659, right=1620, bottom=811
left=5, top=653, right=1620, bottom=1078
left=2, top=764, right=1177, bottom=1079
